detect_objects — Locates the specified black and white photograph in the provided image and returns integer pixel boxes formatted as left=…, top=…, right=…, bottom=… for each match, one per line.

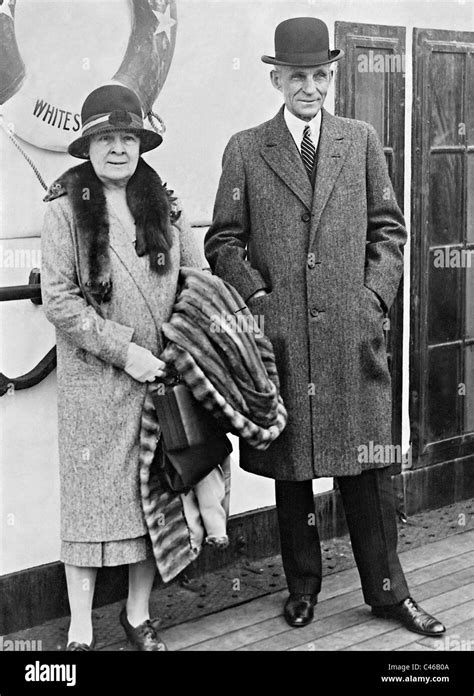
left=0, top=0, right=473, bottom=689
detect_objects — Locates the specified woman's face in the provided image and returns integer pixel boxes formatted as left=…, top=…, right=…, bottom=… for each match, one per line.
left=88, top=131, right=140, bottom=187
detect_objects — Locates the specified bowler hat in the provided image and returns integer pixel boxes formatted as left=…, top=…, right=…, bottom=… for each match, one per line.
left=261, top=17, right=344, bottom=67
left=68, top=84, right=162, bottom=159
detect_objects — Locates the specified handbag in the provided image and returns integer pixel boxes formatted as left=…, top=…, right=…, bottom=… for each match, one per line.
left=152, top=382, right=232, bottom=494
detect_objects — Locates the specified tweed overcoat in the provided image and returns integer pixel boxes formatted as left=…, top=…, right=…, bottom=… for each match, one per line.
left=205, top=107, right=407, bottom=480
left=41, top=192, right=206, bottom=542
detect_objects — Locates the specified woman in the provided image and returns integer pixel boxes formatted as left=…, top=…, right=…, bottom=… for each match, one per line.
left=41, top=84, right=206, bottom=651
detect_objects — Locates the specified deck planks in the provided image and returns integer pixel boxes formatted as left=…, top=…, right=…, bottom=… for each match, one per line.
left=157, top=531, right=474, bottom=652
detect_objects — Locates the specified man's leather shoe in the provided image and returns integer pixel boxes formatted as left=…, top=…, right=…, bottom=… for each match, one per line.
left=284, top=593, right=317, bottom=628
left=372, top=597, right=446, bottom=637
left=119, top=607, right=168, bottom=651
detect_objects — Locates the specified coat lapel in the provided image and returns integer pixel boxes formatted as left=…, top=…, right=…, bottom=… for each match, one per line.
left=260, top=108, right=313, bottom=211
left=309, top=109, right=352, bottom=248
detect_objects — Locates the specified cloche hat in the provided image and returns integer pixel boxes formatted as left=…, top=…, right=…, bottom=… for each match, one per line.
left=68, top=84, right=162, bottom=159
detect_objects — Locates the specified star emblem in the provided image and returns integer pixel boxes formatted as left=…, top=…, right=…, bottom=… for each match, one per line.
left=0, top=0, right=13, bottom=19
left=152, top=3, right=176, bottom=44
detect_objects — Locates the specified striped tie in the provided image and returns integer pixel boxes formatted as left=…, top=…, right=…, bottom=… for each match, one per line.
left=301, top=125, right=316, bottom=175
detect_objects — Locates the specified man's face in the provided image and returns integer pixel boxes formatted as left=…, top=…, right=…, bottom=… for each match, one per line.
left=271, top=64, right=334, bottom=121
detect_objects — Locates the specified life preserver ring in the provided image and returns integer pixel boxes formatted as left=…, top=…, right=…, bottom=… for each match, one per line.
left=0, top=0, right=177, bottom=151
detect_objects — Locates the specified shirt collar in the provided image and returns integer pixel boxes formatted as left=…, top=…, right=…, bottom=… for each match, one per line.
left=283, top=106, right=322, bottom=144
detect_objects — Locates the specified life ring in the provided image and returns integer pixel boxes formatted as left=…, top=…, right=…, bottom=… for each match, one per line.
left=0, top=0, right=177, bottom=151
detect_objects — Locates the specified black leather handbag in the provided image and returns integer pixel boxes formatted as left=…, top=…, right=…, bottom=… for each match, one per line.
left=152, top=383, right=232, bottom=494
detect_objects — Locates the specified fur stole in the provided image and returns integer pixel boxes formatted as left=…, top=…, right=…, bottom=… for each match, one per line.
left=44, top=158, right=180, bottom=307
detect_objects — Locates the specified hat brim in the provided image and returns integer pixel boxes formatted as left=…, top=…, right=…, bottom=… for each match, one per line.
left=68, top=125, right=162, bottom=159
left=261, top=48, right=344, bottom=67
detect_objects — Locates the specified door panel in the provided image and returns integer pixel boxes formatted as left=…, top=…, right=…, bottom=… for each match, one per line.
left=467, top=153, right=474, bottom=243
left=428, top=154, right=463, bottom=246
left=429, top=51, right=464, bottom=147
left=466, top=345, right=474, bottom=432
left=427, top=345, right=461, bottom=441
left=428, top=260, right=462, bottom=343
left=353, top=54, right=387, bottom=139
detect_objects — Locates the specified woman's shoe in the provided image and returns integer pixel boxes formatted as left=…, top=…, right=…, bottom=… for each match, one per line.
left=119, top=607, right=168, bottom=651
left=66, top=638, right=95, bottom=651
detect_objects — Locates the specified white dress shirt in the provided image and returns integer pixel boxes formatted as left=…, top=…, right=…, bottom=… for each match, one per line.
left=284, top=106, right=322, bottom=154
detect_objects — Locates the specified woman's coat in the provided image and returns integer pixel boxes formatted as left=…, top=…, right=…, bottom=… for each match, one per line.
left=41, top=192, right=206, bottom=542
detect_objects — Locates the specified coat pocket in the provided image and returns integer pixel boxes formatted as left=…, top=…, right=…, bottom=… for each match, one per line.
left=362, top=284, right=385, bottom=315
left=359, top=287, right=389, bottom=380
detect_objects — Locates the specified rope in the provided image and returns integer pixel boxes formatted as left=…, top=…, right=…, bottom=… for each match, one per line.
left=146, top=110, right=166, bottom=136
left=0, top=117, right=49, bottom=191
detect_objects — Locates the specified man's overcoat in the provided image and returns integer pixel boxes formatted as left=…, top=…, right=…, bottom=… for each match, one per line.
left=205, top=107, right=407, bottom=480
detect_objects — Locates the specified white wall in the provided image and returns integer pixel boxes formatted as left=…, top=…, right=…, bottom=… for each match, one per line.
left=1, top=0, right=472, bottom=574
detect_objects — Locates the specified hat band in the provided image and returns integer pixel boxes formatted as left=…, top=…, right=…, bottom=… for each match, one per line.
left=274, top=49, right=333, bottom=64
left=82, top=112, right=144, bottom=137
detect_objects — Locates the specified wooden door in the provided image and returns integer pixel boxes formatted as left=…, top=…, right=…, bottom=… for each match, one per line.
left=411, top=29, right=474, bottom=468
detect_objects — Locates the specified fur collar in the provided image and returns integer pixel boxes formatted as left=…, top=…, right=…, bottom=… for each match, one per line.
left=44, top=158, right=179, bottom=306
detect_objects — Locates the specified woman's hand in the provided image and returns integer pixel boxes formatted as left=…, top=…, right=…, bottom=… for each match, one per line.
left=124, top=343, right=167, bottom=383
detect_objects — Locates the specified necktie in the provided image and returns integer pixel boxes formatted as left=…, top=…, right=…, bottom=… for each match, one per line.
left=301, top=125, right=316, bottom=175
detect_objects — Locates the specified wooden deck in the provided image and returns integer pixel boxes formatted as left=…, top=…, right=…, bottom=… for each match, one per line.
left=158, top=529, right=474, bottom=651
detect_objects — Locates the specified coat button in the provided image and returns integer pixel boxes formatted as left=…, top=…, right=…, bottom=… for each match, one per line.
left=301, top=212, right=311, bottom=222
left=310, top=307, right=319, bottom=318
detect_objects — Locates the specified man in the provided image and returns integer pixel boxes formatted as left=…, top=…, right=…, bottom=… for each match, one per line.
left=205, top=17, right=445, bottom=637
